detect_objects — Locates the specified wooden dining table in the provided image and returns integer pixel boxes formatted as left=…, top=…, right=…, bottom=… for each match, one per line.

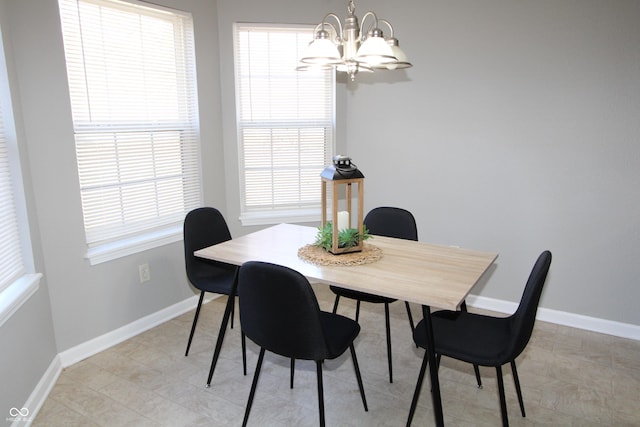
left=195, top=223, right=498, bottom=426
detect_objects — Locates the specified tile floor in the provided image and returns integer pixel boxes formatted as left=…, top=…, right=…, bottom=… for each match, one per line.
left=34, top=284, right=640, bottom=426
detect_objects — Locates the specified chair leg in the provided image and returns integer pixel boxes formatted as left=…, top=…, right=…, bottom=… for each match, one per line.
left=316, top=361, right=325, bottom=427
left=473, top=364, right=483, bottom=389
left=242, top=347, right=265, bottom=427
left=290, top=358, right=295, bottom=389
left=406, top=351, right=429, bottom=427
left=185, top=291, right=205, bottom=356
left=384, top=302, right=393, bottom=383
left=241, top=331, right=247, bottom=375
left=511, top=360, right=526, bottom=417
left=230, top=295, right=235, bottom=329
left=460, top=300, right=482, bottom=387
left=433, top=353, right=442, bottom=392
left=495, top=365, right=510, bottom=427
left=332, top=294, right=340, bottom=314
left=404, top=301, right=415, bottom=331
left=355, top=300, right=361, bottom=322
left=349, top=344, right=368, bottom=412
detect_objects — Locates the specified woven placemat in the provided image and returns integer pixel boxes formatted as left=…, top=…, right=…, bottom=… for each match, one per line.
left=297, top=243, right=383, bottom=266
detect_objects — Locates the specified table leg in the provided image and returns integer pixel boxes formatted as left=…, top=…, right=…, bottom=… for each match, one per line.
left=422, top=305, right=444, bottom=426
left=206, top=269, right=239, bottom=387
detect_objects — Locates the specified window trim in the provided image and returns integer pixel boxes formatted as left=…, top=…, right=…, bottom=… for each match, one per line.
left=0, top=274, right=42, bottom=327
left=85, top=224, right=182, bottom=265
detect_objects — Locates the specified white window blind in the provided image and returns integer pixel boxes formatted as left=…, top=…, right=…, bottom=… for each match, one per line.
left=234, top=24, right=335, bottom=225
left=59, top=0, right=202, bottom=253
left=0, top=88, right=25, bottom=294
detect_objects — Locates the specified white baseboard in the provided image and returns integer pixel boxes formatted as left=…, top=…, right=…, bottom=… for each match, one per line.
left=17, top=355, right=61, bottom=427
left=59, top=294, right=215, bottom=368
left=466, top=294, right=640, bottom=341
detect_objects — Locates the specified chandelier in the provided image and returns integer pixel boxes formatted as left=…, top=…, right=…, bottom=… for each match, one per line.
left=298, top=0, right=412, bottom=81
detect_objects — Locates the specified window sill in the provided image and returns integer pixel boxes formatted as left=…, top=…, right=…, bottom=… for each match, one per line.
left=0, top=273, right=43, bottom=328
left=85, top=225, right=183, bottom=265
left=239, top=209, right=321, bottom=226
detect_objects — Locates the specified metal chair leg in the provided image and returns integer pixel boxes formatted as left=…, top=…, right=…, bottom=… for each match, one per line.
left=332, top=294, right=340, bottom=314
left=355, top=300, right=361, bottom=322
left=241, top=331, right=247, bottom=375
left=405, top=301, right=415, bottom=331
left=384, top=302, right=393, bottom=383
left=473, top=364, right=483, bottom=388
left=316, top=361, right=325, bottom=427
left=406, top=351, right=429, bottom=427
left=349, top=344, right=368, bottom=412
left=496, top=365, right=510, bottom=427
left=185, top=291, right=205, bottom=356
left=511, top=360, right=526, bottom=417
left=290, top=358, right=295, bottom=389
left=460, top=300, right=482, bottom=387
left=242, top=347, right=265, bottom=427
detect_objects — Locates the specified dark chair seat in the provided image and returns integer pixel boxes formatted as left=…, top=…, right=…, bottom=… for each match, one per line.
left=414, top=310, right=512, bottom=366
left=319, top=311, right=361, bottom=357
left=189, top=264, right=236, bottom=294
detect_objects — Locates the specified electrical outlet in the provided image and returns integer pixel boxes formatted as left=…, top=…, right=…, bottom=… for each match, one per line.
left=138, top=263, right=151, bottom=283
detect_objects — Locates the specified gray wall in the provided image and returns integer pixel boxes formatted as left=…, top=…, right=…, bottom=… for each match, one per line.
left=216, top=0, right=640, bottom=325
left=1, top=0, right=638, bottom=420
left=0, top=0, right=57, bottom=420
left=342, top=0, right=640, bottom=323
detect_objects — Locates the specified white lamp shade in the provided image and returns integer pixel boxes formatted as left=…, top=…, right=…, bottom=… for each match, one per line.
left=371, top=38, right=413, bottom=70
left=355, top=35, right=396, bottom=66
left=300, top=38, right=342, bottom=65
left=385, top=44, right=412, bottom=70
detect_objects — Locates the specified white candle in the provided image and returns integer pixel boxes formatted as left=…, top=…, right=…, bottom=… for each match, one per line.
left=337, top=211, right=350, bottom=231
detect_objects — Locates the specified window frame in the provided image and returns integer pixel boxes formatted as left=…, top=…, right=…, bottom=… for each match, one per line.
left=233, top=23, right=336, bottom=226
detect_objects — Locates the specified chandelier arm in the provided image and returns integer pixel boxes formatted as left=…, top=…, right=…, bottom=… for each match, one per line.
left=378, top=18, right=394, bottom=39
left=316, top=13, right=343, bottom=42
left=359, top=11, right=380, bottom=41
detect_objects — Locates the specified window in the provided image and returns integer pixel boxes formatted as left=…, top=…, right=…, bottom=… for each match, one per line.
left=59, top=0, right=202, bottom=264
left=0, top=24, right=41, bottom=326
left=0, top=71, right=24, bottom=296
left=234, top=23, right=335, bottom=225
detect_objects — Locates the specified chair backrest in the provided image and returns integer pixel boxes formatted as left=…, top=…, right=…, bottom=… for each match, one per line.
left=238, top=261, right=329, bottom=361
left=183, top=207, right=234, bottom=285
left=506, top=250, right=552, bottom=360
left=365, top=207, right=418, bottom=241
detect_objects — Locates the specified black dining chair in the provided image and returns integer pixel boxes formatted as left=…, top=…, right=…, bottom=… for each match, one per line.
left=238, top=261, right=368, bottom=427
left=330, top=206, right=418, bottom=383
left=406, top=250, right=552, bottom=427
left=183, top=207, right=245, bottom=373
